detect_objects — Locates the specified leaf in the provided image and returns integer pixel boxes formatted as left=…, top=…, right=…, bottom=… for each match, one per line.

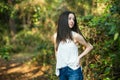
left=114, top=32, right=119, bottom=41
left=90, top=64, right=96, bottom=68
left=103, top=77, right=111, bottom=80
left=104, top=67, right=110, bottom=75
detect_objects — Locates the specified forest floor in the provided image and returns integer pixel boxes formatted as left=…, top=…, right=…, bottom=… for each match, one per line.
left=0, top=53, right=52, bottom=80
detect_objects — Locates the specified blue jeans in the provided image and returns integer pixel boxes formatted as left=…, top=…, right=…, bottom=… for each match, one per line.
left=59, top=66, right=83, bottom=80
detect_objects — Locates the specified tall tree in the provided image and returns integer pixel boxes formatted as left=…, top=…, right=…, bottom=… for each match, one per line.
left=8, top=0, right=16, bottom=37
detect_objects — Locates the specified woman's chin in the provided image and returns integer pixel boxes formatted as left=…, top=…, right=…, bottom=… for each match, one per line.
left=69, top=26, right=73, bottom=28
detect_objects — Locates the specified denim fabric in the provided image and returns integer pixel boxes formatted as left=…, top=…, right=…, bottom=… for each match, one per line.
left=59, top=66, right=83, bottom=80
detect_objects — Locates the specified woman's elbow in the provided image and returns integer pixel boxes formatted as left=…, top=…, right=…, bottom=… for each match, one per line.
left=88, top=43, right=93, bottom=50
left=90, top=44, right=93, bottom=50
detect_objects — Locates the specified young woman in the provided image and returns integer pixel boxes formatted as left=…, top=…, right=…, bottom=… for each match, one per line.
left=52, top=11, right=93, bottom=80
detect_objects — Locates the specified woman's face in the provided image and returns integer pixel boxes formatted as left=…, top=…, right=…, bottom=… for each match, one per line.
left=68, top=13, right=75, bottom=28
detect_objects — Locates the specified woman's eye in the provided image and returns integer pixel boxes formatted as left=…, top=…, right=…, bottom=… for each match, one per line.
left=69, top=17, right=75, bottom=21
left=69, top=18, right=71, bottom=20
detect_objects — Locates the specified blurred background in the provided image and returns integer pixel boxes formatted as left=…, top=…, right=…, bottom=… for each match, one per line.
left=0, top=0, right=120, bottom=80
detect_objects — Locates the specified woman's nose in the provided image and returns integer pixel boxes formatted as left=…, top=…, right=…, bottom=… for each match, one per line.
left=71, top=19, right=74, bottom=23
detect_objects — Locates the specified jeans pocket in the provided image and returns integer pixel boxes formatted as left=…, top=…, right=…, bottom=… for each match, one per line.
left=68, top=67, right=83, bottom=80
left=59, top=66, right=68, bottom=75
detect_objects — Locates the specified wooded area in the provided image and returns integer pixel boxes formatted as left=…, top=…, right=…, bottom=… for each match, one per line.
left=0, top=0, right=120, bottom=80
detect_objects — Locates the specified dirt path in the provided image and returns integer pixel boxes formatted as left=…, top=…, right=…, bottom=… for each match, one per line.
left=0, top=53, right=51, bottom=80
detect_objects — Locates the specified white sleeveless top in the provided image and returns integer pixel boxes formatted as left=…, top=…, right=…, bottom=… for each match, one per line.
left=56, top=31, right=80, bottom=76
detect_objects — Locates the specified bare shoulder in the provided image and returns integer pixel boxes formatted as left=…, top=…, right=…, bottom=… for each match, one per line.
left=72, top=31, right=93, bottom=49
left=72, top=31, right=83, bottom=39
left=53, top=33, right=57, bottom=39
left=52, top=32, right=57, bottom=43
left=72, top=31, right=87, bottom=45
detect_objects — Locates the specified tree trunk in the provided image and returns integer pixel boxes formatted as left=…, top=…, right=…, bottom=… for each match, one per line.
left=8, top=0, right=16, bottom=37
left=9, top=18, right=16, bottom=37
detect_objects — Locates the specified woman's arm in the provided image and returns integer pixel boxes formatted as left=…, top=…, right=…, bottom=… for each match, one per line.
left=51, top=33, right=57, bottom=57
left=74, top=32, right=93, bottom=59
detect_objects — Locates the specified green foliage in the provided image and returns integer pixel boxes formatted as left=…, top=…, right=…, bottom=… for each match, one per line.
left=0, top=46, right=13, bottom=60
left=80, top=0, right=120, bottom=79
left=0, top=2, right=11, bottom=23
